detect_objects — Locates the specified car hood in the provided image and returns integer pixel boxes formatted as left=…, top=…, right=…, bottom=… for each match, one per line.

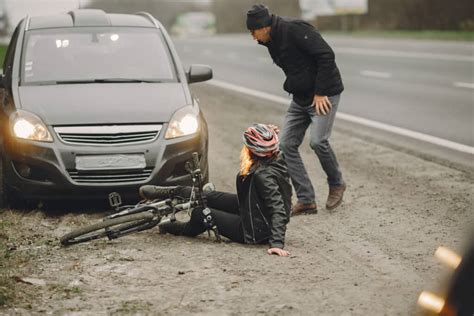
left=18, top=83, right=188, bottom=125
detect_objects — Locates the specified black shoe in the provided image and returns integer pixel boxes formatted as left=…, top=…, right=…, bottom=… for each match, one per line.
left=158, top=219, right=188, bottom=235
left=139, top=185, right=178, bottom=200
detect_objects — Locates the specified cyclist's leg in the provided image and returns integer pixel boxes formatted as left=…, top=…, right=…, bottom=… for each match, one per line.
left=174, top=187, right=239, bottom=215
left=210, top=208, right=244, bottom=243
left=204, top=191, right=239, bottom=215
left=169, top=207, right=244, bottom=243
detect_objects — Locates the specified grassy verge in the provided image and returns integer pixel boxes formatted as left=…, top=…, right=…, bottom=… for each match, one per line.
left=323, top=30, right=474, bottom=41
left=0, top=45, right=7, bottom=66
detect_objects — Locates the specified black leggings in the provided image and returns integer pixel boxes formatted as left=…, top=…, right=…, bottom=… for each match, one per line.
left=174, top=188, right=245, bottom=243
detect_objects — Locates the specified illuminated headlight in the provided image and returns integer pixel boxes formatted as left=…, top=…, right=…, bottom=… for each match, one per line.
left=165, top=105, right=199, bottom=139
left=10, top=110, right=53, bottom=142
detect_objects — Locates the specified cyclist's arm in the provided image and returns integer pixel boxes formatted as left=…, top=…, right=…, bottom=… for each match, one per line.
left=254, top=171, right=289, bottom=250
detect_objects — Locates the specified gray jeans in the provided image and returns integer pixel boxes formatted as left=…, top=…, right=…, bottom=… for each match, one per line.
left=280, top=94, right=343, bottom=204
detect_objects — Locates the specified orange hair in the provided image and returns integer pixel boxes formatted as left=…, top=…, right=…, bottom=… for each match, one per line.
left=240, top=146, right=255, bottom=177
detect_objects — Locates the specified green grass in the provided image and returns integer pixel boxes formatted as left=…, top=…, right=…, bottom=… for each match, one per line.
left=323, top=30, right=474, bottom=41
left=0, top=45, right=7, bottom=67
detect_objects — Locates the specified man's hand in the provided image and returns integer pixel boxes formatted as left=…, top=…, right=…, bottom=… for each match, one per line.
left=267, top=247, right=291, bottom=256
left=313, top=95, right=332, bottom=115
left=267, top=124, right=280, bottom=134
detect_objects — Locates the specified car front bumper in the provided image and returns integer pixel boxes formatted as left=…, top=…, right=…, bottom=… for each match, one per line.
left=2, top=123, right=208, bottom=201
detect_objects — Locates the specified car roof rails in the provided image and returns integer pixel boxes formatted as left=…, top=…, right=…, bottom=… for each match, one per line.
left=25, top=15, right=31, bottom=31
left=135, top=12, right=160, bottom=29
left=68, top=9, right=110, bottom=27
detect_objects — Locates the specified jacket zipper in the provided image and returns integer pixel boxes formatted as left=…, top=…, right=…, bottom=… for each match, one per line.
left=248, top=178, right=256, bottom=243
left=256, top=203, right=270, bottom=228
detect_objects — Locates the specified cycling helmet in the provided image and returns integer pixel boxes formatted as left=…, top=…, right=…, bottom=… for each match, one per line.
left=243, top=123, right=279, bottom=157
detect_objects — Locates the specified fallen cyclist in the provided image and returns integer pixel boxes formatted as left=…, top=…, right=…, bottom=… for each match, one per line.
left=140, top=124, right=293, bottom=256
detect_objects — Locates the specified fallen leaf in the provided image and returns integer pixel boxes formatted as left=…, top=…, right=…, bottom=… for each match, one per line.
left=14, top=277, right=46, bottom=286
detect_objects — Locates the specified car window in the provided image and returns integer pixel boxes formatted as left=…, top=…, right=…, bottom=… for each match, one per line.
left=21, top=27, right=177, bottom=85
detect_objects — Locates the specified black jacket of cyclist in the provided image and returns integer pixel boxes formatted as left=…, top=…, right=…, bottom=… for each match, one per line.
left=236, top=149, right=292, bottom=249
left=140, top=123, right=293, bottom=256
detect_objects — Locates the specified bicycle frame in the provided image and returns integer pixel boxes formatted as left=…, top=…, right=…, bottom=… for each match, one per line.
left=60, top=152, right=219, bottom=245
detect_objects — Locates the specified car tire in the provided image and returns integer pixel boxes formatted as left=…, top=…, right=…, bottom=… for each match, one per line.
left=0, top=162, right=5, bottom=209
left=0, top=155, right=10, bottom=209
left=0, top=156, right=37, bottom=210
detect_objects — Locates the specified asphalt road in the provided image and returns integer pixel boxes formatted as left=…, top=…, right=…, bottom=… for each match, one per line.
left=173, top=34, right=474, bottom=148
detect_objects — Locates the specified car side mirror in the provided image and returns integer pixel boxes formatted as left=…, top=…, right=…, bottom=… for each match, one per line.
left=187, top=64, right=212, bottom=84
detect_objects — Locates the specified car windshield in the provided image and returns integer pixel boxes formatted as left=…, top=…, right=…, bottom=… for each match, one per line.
left=22, top=27, right=177, bottom=85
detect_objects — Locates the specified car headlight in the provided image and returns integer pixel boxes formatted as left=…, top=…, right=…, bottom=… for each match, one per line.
left=10, top=110, right=53, bottom=142
left=165, top=105, right=199, bottom=139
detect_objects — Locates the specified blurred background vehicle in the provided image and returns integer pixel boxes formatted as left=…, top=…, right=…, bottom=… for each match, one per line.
left=171, top=11, right=216, bottom=38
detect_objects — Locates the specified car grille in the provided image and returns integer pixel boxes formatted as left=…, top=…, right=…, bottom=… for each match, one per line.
left=54, top=125, right=162, bottom=146
left=68, top=168, right=153, bottom=184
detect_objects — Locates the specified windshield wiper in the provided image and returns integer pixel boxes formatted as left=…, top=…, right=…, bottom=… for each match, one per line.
left=54, top=78, right=163, bottom=84
left=54, top=80, right=97, bottom=84
left=94, top=78, right=163, bottom=83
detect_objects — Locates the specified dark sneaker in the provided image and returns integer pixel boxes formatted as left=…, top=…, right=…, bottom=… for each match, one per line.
left=291, top=202, right=318, bottom=216
left=326, top=183, right=346, bottom=211
left=158, top=219, right=187, bottom=235
left=139, top=185, right=178, bottom=200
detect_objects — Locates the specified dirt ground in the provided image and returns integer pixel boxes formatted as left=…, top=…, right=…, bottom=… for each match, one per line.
left=1, top=84, right=473, bottom=315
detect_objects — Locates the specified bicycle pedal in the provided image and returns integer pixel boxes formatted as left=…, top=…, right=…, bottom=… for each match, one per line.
left=108, top=192, right=122, bottom=209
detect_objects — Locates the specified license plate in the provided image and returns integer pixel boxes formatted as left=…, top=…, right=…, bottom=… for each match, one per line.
left=75, top=154, right=146, bottom=171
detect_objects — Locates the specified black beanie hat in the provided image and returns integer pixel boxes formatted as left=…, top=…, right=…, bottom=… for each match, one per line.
left=246, top=4, right=272, bottom=30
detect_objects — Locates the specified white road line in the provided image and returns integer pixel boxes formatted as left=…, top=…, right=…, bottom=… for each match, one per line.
left=336, top=47, right=474, bottom=62
left=360, top=70, right=392, bottom=79
left=207, top=79, right=474, bottom=155
left=209, top=79, right=289, bottom=104
left=258, top=56, right=270, bottom=63
left=454, top=82, right=474, bottom=89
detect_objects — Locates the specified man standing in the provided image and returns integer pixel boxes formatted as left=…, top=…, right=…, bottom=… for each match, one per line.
left=246, top=4, right=346, bottom=214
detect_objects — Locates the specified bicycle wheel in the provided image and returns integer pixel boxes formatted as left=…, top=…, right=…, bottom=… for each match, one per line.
left=60, top=212, right=155, bottom=246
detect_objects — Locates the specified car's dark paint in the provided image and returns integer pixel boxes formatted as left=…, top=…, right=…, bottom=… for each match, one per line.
left=0, top=10, right=212, bottom=206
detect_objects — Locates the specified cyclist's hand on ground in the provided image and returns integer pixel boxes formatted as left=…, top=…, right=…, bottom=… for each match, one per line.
left=313, top=94, right=332, bottom=116
left=267, top=248, right=291, bottom=256
left=267, top=124, right=280, bottom=134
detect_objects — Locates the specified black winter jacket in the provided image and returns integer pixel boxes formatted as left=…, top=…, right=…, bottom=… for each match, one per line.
left=235, top=153, right=292, bottom=249
left=261, top=15, right=344, bottom=105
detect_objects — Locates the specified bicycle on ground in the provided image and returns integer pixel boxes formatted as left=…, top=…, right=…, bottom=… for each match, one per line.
left=60, top=152, right=220, bottom=246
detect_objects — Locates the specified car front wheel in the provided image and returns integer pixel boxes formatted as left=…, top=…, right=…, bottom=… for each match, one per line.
left=0, top=156, right=36, bottom=210
left=0, top=155, right=10, bottom=209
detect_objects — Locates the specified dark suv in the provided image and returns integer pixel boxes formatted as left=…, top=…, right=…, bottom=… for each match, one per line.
left=0, top=10, right=212, bottom=207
